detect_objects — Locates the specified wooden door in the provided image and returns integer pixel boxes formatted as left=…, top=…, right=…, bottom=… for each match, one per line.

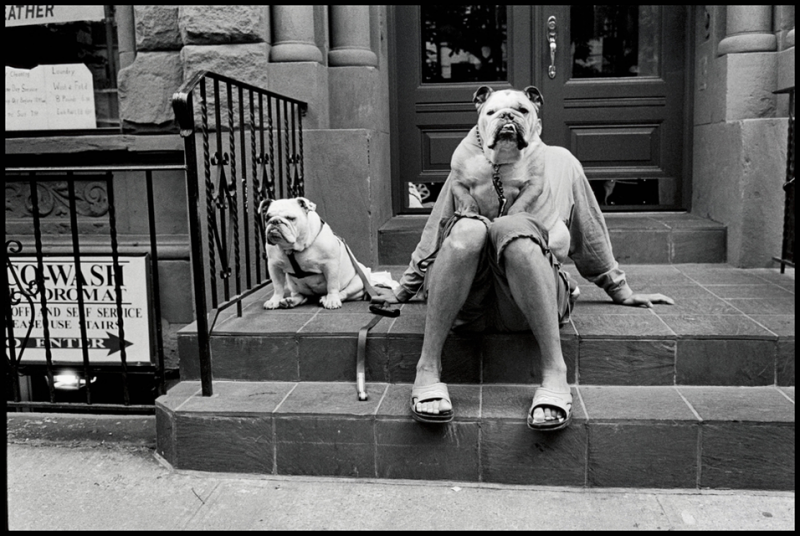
left=391, top=5, right=689, bottom=213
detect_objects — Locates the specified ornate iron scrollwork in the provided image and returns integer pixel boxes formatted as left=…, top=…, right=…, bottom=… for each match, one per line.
left=5, top=240, right=40, bottom=366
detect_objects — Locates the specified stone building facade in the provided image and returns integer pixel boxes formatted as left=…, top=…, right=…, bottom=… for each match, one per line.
left=5, top=6, right=795, bottom=357
left=112, top=5, right=795, bottom=269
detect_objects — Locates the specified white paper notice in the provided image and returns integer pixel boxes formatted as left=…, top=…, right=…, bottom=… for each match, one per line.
left=8, top=256, right=154, bottom=365
left=5, top=64, right=96, bottom=131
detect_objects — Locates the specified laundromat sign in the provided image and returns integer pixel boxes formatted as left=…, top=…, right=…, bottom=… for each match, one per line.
left=8, top=256, right=154, bottom=365
left=5, top=6, right=105, bottom=27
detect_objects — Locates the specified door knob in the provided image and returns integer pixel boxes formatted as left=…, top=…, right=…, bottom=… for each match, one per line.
left=547, top=16, right=557, bottom=79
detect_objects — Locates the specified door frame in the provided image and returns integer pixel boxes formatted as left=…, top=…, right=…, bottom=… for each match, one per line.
left=388, top=5, right=695, bottom=215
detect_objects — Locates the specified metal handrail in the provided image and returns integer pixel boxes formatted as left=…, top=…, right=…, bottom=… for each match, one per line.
left=5, top=165, right=174, bottom=412
left=171, top=71, right=307, bottom=397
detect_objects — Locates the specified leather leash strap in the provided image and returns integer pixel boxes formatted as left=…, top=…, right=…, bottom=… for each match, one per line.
left=339, top=237, right=400, bottom=401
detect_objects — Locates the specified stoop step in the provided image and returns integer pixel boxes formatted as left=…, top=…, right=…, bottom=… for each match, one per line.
left=156, top=382, right=795, bottom=490
left=160, top=264, right=794, bottom=490
left=379, top=213, right=727, bottom=265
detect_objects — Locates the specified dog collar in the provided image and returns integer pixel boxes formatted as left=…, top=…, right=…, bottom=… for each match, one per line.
left=474, top=127, right=508, bottom=217
left=285, top=220, right=327, bottom=279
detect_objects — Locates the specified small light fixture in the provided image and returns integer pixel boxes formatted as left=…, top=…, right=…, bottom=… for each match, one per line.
left=52, top=371, right=96, bottom=391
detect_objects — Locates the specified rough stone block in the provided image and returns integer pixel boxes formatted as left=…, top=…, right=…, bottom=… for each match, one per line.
left=275, top=417, right=375, bottom=477
left=266, top=63, right=329, bottom=130
left=579, top=339, right=675, bottom=385
left=209, top=335, right=299, bottom=381
left=376, top=420, right=480, bottom=481
left=723, top=53, right=777, bottom=121
left=135, top=6, right=182, bottom=51
left=155, top=405, right=176, bottom=464
left=677, top=386, right=796, bottom=422
left=302, top=129, right=392, bottom=266
left=481, top=420, right=587, bottom=486
left=118, top=52, right=182, bottom=127
left=777, top=339, right=795, bottom=386
left=178, top=6, right=268, bottom=45
left=671, top=229, right=726, bottom=263
left=482, top=333, right=578, bottom=384
left=178, top=381, right=295, bottom=415
left=588, top=423, right=698, bottom=488
left=676, top=339, right=776, bottom=385
left=298, top=336, right=359, bottom=382
left=329, top=67, right=384, bottom=130
left=700, top=423, right=794, bottom=490
left=180, top=43, right=271, bottom=129
left=579, top=386, right=698, bottom=422
left=609, top=230, right=670, bottom=263
left=174, top=414, right=272, bottom=473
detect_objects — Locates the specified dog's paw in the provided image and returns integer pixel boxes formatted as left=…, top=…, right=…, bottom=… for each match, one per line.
left=279, top=295, right=307, bottom=309
left=264, top=297, right=282, bottom=310
left=320, top=294, right=342, bottom=309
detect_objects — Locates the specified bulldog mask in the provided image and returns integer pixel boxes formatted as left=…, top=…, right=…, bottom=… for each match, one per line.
left=449, top=85, right=554, bottom=223
left=260, top=197, right=367, bottom=310
left=474, top=85, right=543, bottom=166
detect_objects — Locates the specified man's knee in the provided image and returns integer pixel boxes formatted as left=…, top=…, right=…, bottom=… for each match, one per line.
left=446, top=217, right=488, bottom=253
left=503, top=236, right=548, bottom=269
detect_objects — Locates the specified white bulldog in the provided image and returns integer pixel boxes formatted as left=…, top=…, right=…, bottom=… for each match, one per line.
left=450, top=85, right=568, bottom=254
left=260, top=197, right=368, bottom=310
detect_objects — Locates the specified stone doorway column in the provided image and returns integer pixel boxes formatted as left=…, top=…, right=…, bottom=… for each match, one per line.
left=329, top=6, right=377, bottom=66
left=718, top=5, right=777, bottom=55
left=270, top=5, right=323, bottom=63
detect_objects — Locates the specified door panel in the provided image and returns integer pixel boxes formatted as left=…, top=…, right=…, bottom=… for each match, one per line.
left=392, top=5, right=688, bottom=213
left=540, top=5, right=686, bottom=210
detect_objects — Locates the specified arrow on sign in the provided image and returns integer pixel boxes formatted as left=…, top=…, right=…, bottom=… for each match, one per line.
left=12, top=332, right=134, bottom=356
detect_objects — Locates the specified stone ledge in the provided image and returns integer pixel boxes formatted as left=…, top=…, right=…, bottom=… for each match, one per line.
left=156, top=382, right=795, bottom=490
left=176, top=264, right=793, bottom=387
left=378, top=213, right=727, bottom=265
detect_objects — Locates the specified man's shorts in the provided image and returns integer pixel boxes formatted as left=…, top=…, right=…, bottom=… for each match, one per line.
left=425, top=212, right=574, bottom=333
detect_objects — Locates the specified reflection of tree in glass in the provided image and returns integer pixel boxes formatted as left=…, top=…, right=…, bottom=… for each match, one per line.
left=571, top=5, right=640, bottom=78
left=422, top=5, right=507, bottom=83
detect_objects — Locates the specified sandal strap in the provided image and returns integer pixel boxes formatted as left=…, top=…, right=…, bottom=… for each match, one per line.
left=411, top=382, right=451, bottom=404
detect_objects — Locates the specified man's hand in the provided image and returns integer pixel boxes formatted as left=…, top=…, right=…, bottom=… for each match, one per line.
left=370, top=286, right=401, bottom=305
left=617, top=293, right=675, bottom=308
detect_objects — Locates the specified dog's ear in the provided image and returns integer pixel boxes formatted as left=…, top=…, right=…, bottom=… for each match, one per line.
left=257, top=198, right=273, bottom=217
left=473, top=86, right=494, bottom=111
left=524, top=86, right=543, bottom=112
left=296, top=197, right=317, bottom=213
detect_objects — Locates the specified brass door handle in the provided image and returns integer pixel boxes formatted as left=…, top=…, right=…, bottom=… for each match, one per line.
left=547, top=16, right=557, bottom=79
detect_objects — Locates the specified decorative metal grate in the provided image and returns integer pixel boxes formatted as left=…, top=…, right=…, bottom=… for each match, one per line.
left=172, top=71, right=307, bottom=396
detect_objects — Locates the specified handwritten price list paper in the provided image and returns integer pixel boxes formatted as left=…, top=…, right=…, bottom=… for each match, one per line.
left=5, top=63, right=96, bottom=131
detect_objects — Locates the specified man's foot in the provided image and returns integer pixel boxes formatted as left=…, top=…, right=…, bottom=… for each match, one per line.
left=527, top=385, right=572, bottom=431
left=410, top=369, right=453, bottom=423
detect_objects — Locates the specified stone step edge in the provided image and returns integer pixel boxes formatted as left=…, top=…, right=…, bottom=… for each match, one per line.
left=157, top=381, right=795, bottom=423
left=155, top=382, right=795, bottom=490
left=176, top=331, right=795, bottom=387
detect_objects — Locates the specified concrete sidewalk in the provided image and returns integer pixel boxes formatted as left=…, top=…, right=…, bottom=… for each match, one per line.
left=6, top=414, right=795, bottom=531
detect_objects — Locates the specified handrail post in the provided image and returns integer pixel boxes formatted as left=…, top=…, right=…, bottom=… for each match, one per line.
left=175, top=89, right=214, bottom=397
left=171, top=71, right=309, bottom=398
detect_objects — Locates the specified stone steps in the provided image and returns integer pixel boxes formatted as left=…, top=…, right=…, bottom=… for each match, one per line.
left=158, top=263, right=795, bottom=490
left=156, top=381, right=795, bottom=490
left=378, top=213, right=727, bottom=265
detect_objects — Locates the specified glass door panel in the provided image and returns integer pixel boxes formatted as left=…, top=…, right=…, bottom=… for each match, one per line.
left=421, top=5, right=508, bottom=83
left=570, top=5, right=661, bottom=79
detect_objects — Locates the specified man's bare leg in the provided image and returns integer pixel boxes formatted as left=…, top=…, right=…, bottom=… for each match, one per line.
left=414, top=218, right=487, bottom=416
left=503, top=238, right=570, bottom=424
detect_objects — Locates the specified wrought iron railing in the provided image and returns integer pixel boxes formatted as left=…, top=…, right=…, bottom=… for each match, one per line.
left=774, top=86, right=795, bottom=273
left=4, top=166, right=176, bottom=413
left=171, top=71, right=307, bottom=396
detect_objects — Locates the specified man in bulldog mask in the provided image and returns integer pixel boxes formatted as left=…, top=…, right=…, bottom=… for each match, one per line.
left=380, top=86, right=673, bottom=429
